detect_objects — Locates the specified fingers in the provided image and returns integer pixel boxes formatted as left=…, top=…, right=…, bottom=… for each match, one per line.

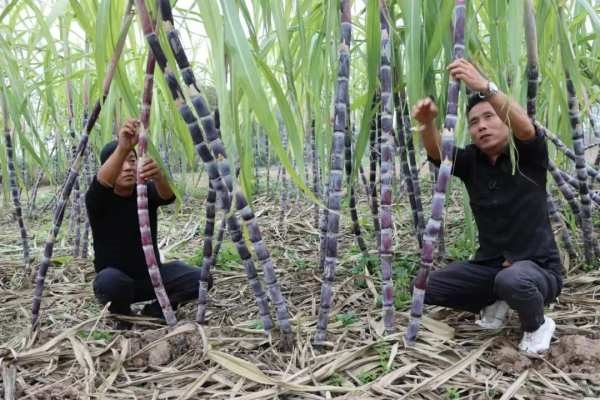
left=140, top=158, right=161, bottom=181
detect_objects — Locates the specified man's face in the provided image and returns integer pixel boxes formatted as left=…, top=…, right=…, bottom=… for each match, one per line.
left=467, top=101, right=509, bottom=156
left=114, top=151, right=137, bottom=190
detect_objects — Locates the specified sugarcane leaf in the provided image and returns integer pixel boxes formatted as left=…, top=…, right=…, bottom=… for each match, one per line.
left=220, top=0, right=316, bottom=203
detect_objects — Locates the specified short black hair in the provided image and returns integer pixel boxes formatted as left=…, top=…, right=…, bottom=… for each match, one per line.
left=99, top=140, right=136, bottom=165
left=466, top=93, right=487, bottom=115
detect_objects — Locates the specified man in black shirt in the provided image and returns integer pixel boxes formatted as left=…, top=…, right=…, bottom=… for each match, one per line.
left=412, top=59, right=562, bottom=354
left=86, top=118, right=211, bottom=326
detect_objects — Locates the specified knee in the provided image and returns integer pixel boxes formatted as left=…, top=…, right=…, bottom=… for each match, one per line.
left=93, top=268, right=133, bottom=302
left=493, top=268, right=530, bottom=298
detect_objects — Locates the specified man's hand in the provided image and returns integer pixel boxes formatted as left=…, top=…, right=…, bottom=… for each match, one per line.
left=447, top=58, right=488, bottom=93
left=412, top=97, right=438, bottom=126
left=412, top=97, right=442, bottom=161
left=118, top=118, right=140, bottom=151
left=139, top=157, right=163, bottom=182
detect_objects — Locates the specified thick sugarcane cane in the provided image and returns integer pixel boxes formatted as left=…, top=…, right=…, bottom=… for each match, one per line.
left=524, top=0, right=538, bottom=120
left=235, top=192, right=291, bottom=346
left=378, top=0, right=396, bottom=333
left=314, top=0, right=351, bottom=345
left=406, top=0, right=466, bottom=344
left=139, top=0, right=231, bottom=322
left=1, top=91, right=31, bottom=273
left=564, top=76, right=596, bottom=263
left=149, top=0, right=293, bottom=338
left=522, top=0, right=580, bottom=259
left=226, top=210, right=273, bottom=332
left=31, top=1, right=134, bottom=329
left=136, top=51, right=177, bottom=326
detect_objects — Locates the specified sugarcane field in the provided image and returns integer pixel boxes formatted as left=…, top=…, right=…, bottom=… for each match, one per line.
left=2, top=0, right=600, bottom=398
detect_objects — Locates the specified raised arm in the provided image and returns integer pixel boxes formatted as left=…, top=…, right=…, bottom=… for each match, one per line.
left=448, top=58, right=535, bottom=141
left=97, top=118, right=140, bottom=188
left=412, top=97, right=441, bottom=161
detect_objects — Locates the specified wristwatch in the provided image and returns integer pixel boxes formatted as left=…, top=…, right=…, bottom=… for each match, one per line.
left=478, top=81, right=499, bottom=99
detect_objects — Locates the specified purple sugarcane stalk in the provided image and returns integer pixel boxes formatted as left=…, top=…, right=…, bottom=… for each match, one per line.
left=378, top=0, right=396, bottom=333
left=236, top=192, right=292, bottom=347
left=225, top=209, right=273, bottom=332
left=558, top=169, right=600, bottom=207
left=524, top=0, right=539, bottom=119
left=136, top=51, right=177, bottom=327
left=148, top=0, right=292, bottom=339
left=406, top=0, right=466, bottom=345
left=31, top=1, right=134, bottom=329
left=564, top=76, right=596, bottom=263
left=136, top=0, right=230, bottom=323
left=536, top=122, right=600, bottom=184
left=522, top=0, right=580, bottom=259
left=314, top=0, right=351, bottom=345
left=1, top=92, right=31, bottom=273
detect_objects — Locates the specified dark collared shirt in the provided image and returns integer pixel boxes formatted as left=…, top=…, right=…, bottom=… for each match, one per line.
left=431, top=128, right=563, bottom=278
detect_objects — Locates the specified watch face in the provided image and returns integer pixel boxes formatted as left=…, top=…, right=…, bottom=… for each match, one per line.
left=489, top=81, right=498, bottom=93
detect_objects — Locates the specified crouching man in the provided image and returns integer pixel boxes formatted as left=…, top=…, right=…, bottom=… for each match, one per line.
left=86, top=118, right=212, bottom=328
left=412, top=59, right=562, bottom=353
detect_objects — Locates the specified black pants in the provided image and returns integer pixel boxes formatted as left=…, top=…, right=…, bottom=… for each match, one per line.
left=93, top=261, right=210, bottom=316
left=423, top=260, right=561, bottom=332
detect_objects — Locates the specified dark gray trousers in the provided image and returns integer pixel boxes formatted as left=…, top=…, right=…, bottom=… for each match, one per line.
left=423, top=259, right=561, bottom=332
left=93, top=261, right=210, bottom=316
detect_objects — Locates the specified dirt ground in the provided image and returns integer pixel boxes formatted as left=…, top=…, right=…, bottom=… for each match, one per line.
left=1, top=178, right=599, bottom=399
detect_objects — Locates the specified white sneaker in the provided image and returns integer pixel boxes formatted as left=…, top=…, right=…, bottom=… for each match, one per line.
left=476, top=300, right=509, bottom=329
left=519, top=317, right=556, bottom=354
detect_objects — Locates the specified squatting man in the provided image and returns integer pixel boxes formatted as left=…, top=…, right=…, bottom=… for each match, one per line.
left=412, top=58, right=562, bottom=354
left=86, top=119, right=212, bottom=329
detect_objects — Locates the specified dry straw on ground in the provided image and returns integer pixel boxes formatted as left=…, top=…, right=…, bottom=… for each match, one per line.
left=0, top=185, right=599, bottom=399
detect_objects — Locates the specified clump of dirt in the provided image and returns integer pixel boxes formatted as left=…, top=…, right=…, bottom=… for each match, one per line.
left=491, top=344, right=531, bottom=374
left=548, top=335, right=600, bottom=374
left=127, top=323, right=203, bottom=367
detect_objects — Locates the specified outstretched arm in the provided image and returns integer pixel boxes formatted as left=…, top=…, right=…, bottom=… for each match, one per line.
left=447, top=58, right=535, bottom=141
left=412, top=97, right=441, bottom=161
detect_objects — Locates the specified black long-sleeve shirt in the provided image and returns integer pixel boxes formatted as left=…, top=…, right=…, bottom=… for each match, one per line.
left=85, top=177, right=175, bottom=278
